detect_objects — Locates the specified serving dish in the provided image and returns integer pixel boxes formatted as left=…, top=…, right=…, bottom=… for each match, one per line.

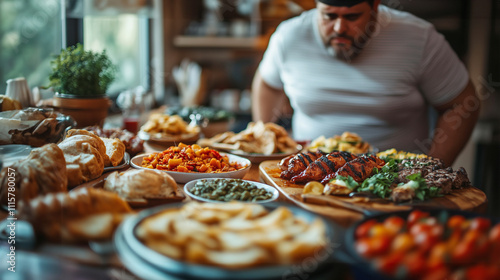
left=138, top=130, right=199, bottom=145
left=130, top=152, right=251, bottom=183
left=226, top=144, right=302, bottom=163
left=184, top=178, right=279, bottom=204
left=114, top=202, right=340, bottom=280
left=103, top=152, right=130, bottom=172
left=343, top=209, right=500, bottom=280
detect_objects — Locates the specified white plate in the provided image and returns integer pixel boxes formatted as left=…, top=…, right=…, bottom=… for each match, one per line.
left=218, top=144, right=302, bottom=164
left=130, top=152, right=251, bottom=184
left=184, top=178, right=279, bottom=204
left=138, top=130, right=200, bottom=144
left=103, top=152, right=130, bottom=172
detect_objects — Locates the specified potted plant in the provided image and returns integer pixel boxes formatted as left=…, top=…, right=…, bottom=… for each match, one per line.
left=49, top=43, right=116, bottom=127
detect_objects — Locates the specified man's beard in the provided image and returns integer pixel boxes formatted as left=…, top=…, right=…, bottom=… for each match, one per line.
left=326, top=34, right=368, bottom=62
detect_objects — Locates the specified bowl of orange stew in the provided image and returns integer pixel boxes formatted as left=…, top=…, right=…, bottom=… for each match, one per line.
left=130, top=143, right=251, bottom=183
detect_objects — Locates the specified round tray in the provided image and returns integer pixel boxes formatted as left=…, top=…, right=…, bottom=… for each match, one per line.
left=115, top=202, right=341, bottom=280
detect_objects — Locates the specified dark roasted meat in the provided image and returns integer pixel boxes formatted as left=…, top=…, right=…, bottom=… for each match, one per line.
left=396, top=157, right=445, bottom=183
left=321, top=155, right=385, bottom=184
left=291, top=151, right=357, bottom=183
left=424, top=167, right=471, bottom=194
left=280, top=151, right=325, bottom=180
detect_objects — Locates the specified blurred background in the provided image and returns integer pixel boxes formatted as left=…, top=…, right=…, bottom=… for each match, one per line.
left=0, top=0, right=499, bottom=215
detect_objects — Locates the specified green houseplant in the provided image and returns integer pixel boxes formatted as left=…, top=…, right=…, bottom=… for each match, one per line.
left=49, top=43, right=117, bottom=127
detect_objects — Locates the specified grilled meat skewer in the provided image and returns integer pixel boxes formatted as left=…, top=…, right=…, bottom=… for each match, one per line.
left=291, top=151, right=357, bottom=183
left=279, top=151, right=324, bottom=180
left=321, top=155, right=385, bottom=184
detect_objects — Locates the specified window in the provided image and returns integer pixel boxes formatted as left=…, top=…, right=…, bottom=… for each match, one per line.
left=0, top=0, right=163, bottom=100
left=0, top=0, right=62, bottom=94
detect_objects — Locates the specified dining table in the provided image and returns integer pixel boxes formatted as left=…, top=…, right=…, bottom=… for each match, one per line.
left=0, top=132, right=490, bottom=280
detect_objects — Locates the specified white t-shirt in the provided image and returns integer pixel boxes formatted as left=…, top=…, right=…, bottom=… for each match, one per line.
left=258, top=5, right=469, bottom=153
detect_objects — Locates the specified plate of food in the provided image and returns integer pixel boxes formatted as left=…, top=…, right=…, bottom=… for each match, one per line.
left=114, top=201, right=339, bottom=280
left=304, top=131, right=374, bottom=154
left=103, top=152, right=130, bottom=172
left=130, top=143, right=251, bottom=184
left=343, top=209, right=500, bottom=280
left=102, top=169, right=185, bottom=208
left=184, top=178, right=279, bottom=204
left=138, top=113, right=200, bottom=145
left=197, top=121, right=300, bottom=163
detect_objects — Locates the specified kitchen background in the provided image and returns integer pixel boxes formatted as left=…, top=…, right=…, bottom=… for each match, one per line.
left=0, top=0, right=499, bottom=215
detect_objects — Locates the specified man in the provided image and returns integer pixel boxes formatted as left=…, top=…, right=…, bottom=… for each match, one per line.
left=252, top=0, right=480, bottom=166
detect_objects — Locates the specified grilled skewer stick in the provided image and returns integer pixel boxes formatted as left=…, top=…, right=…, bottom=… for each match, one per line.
left=320, top=155, right=385, bottom=184
left=280, top=151, right=324, bottom=180
left=291, top=151, right=358, bottom=183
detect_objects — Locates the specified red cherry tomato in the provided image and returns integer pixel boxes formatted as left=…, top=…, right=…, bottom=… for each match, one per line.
left=452, top=236, right=476, bottom=265
left=421, top=266, right=452, bottom=280
left=383, top=216, right=406, bottom=235
left=407, top=210, right=430, bottom=228
left=466, top=264, right=500, bottom=280
left=447, top=215, right=466, bottom=230
left=470, top=217, right=492, bottom=232
left=391, top=232, right=415, bottom=253
left=355, top=235, right=392, bottom=258
left=376, top=251, right=404, bottom=276
left=355, top=219, right=377, bottom=239
left=402, top=250, right=426, bottom=277
left=489, top=223, right=500, bottom=243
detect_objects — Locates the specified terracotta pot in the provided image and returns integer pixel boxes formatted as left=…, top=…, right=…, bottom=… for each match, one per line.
left=53, top=94, right=111, bottom=128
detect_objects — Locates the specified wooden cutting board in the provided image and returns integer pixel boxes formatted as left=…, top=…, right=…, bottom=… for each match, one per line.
left=259, top=160, right=488, bottom=227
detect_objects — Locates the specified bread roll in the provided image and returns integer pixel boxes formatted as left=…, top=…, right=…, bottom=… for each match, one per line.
left=65, top=129, right=110, bottom=165
left=0, top=144, right=67, bottom=207
left=101, top=137, right=125, bottom=166
left=18, top=187, right=132, bottom=242
left=58, top=134, right=105, bottom=187
left=104, top=169, right=178, bottom=200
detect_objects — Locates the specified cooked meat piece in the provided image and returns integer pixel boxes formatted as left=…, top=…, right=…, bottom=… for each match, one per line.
left=390, top=184, right=416, bottom=203
left=453, top=167, right=471, bottom=188
left=321, top=155, right=385, bottom=184
left=424, top=167, right=471, bottom=193
left=280, top=151, right=324, bottom=180
left=290, top=151, right=357, bottom=183
left=396, top=157, right=445, bottom=183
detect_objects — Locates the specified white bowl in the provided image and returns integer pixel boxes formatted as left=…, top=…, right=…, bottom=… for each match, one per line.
left=184, top=178, right=279, bottom=204
left=130, top=152, right=251, bottom=184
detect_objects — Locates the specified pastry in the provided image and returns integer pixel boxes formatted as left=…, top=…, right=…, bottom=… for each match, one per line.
left=18, top=187, right=132, bottom=242
left=101, top=137, right=125, bottom=167
left=104, top=169, right=179, bottom=201
left=58, top=134, right=105, bottom=187
left=0, top=144, right=67, bottom=207
left=65, top=129, right=110, bottom=165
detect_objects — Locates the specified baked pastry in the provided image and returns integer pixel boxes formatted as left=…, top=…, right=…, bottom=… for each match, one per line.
left=65, top=129, right=110, bottom=165
left=0, top=144, right=67, bottom=207
left=18, top=187, right=132, bottom=242
left=58, top=134, right=105, bottom=187
left=104, top=169, right=179, bottom=201
left=101, top=137, right=125, bottom=167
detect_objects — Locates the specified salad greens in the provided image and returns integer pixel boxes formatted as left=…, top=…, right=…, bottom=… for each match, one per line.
left=328, top=159, right=441, bottom=201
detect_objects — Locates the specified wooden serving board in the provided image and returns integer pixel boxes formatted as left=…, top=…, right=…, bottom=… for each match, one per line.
left=259, top=160, right=488, bottom=227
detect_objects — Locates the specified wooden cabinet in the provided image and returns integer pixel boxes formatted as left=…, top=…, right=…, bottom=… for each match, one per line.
left=161, top=0, right=313, bottom=109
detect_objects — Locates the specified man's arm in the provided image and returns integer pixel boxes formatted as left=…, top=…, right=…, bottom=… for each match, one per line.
left=251, top=70, right=288, bottom=123
left=428, top=80, right=480, bottom=166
